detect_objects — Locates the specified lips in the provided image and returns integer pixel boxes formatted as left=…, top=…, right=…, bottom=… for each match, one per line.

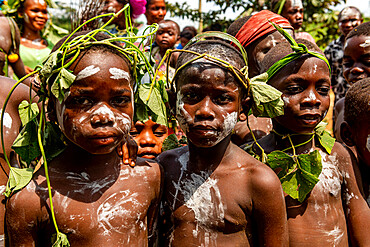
left=297, top=114, right=322, bottom=125
left=89, top=132, right=118, bottom=145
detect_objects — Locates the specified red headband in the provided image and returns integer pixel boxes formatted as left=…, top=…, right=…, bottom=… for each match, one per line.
left=235, top=10, right=293, bottom=48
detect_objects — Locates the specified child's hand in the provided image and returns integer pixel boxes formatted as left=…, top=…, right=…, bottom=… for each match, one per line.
left=117, top=135, right=138, bottom=167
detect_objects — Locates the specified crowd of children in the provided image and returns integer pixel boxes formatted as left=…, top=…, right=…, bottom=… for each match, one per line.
left=0, top=0, right=368, bottom=246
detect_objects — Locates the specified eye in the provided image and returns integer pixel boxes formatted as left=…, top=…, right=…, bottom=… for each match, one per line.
left=129, top=131, right=139, bottom=137
left=214, top=94, right=234, bottom=105
left=316, top=86, right=330, bottom=96
left=72, top=97, right=93, bottom=106
left=111, top=96, right=131, bottom=106
left=343, top=59, right=354, bottom=68
left=154, top=131, right=166, bottom=137
left=182, top=92, right=200, bottom=103
left=285, top=85, right=303, bottom=94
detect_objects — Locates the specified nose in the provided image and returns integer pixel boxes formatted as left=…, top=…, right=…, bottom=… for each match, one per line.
left=137, top=131, right=156, bottom=147
left=301, top=89, right=321, bottom=108
left=195, top=97, right=215, bottom=121
left=158, top=8, right=166, bottom=17
left=90, top=103, right=115, bottom=127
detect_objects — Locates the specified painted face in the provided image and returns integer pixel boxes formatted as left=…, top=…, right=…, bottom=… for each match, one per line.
left=145, top=0, right=166, bottom=25
left=155, top=22, right=179, bottom=50
left=22, top=0, right=48, bottom=32
left=55, top=51, right=134, bottom=155
left=343, top=35, right=370, bottom=85
left=130, top=118, right=168, bottom=159
left=281, top=0, right=303, bottom=30
left=247, top=29, right=294, bottom=77
left=175, top=62, right=242, bottom=147
left=270, top=57, right=331, bottom=133
left=338, top=8, right=362, bottom=37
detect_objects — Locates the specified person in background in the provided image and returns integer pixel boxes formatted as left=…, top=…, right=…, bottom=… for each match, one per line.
left=176, top=26, right=197, bottom=50
left=324, top=6, right=363, bottom=104
left=271, top=0, right=316, bottom=43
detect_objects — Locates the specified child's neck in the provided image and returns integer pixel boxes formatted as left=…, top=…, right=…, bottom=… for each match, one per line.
left=271, top=123, right=315, bottom=155
left=187, top=135, right=233, bottom=173
left=159, top=47, right=168, bottom=57
left=54, top=144, right=121, bottom=177
left=22, top=27, right=42, bottom=41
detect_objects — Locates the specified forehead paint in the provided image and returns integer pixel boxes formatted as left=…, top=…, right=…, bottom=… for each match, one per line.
left=359, top=40, right=370, bottom=48
left=366, top=135, right=370, bottom=152
left=340, top=8, right=357, bottom=20
left=76, top=65, right=100, bottom=81
left=109, top=67, right=130, bottom=81
left=290, top=0, right=303, bottom=8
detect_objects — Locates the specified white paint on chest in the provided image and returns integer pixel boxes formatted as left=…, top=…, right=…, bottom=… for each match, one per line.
left=316, top=151, right=341, bottom=197
left=109, top=67, right=130, bottom=80
left=325, top=226, right=344, bottom=245
left=76, top=65, right=100, bottom=81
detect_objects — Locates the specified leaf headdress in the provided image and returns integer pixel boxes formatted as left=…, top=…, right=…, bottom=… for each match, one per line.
left=0, top=5, right=159, bottom=246
left=146, top=31, right=285, bottom=120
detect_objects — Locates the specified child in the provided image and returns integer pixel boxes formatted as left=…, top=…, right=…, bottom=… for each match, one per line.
left=130, top=118, right=168, bottom=159
left=249, top=32, right=370, bottom=245
left=5, top=31, right=162, bottom=246
left=341, top=78, right=370, bottom=206
left=151, top=19, right=180, bottom=72
left=226, top=10, right=293, bottom=145
left=334, top=21, right=370, bottom=142
left=156, top=37, right=289, bottom=246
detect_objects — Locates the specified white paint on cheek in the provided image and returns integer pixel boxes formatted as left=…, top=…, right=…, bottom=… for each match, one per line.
left=291, top=0, right=303, bottom=8
left=76, top=65, right=100, bottom=81
left=359, top=40, right=370, bottom=48
left=367, top=134, right=370, bottom=152
left=216, top=111, right=238, bottom=143
left=282, top=96, right=290, bottom=104
left=109, top=67, right=130, bottom=81
left=0, top=109, right=12, bottom=130
left=176, top=91, right=192, bottom=133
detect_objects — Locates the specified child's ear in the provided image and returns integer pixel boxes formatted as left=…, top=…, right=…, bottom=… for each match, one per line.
left=340, top=121, right=355, bottom=147
left=240, top=95, right=252, bottom=119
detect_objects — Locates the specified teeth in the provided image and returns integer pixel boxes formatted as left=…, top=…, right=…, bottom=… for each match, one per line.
left=302, top=116, right=317, bottom=120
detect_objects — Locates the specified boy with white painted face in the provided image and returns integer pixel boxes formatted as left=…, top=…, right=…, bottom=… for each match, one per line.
left=5, top=31, right=162, bottom=246
left=251, top=36, right=370, bottom=245
left=156, top=38, right=289, bottom=246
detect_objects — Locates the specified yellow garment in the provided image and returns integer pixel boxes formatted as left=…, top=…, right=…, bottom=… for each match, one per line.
left=20, top=41, right=53, bottom=70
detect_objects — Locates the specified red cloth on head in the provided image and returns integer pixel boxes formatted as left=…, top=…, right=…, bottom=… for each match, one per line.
left=235, top=10, right=293, bottom=48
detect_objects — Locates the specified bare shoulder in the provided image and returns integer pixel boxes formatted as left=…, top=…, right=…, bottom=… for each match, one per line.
left=330, top=142, right=352, bottom=165
left=230, top=144, right=282, bottom=191
left=133, top=157, right=162, bottom=183
left=0, top=76, right=34, bottom=102
left=334, top=98, right=345, bottom=114
left=156, top=146, right=189, bottom=170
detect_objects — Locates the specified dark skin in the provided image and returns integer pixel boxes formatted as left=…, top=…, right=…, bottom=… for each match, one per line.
left=6, top=51, right=162, bottom=246
left=145, top=0, right=166, bottom=25
left=130, top=118, right=168, bottom=159
left=252, top=56, right=370, bottom=246
left=18, top=0, right=48, bottom=73
left=0, top=76, right=37, bottom=238
left=341, top=116, right=370, bottom=205
left=334, top=35, right=370, bottom=142
left=281, top=0, right=303, bottom=31
left=155, top=21, right=180, bottom=57
left=232, top=29, right=293, bottom=146
left=157, top=60, right=288, bottom=246
left=338, top=8, right=362, bottom=38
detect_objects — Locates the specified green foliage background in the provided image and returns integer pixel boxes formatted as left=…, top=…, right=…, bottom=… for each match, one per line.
left=166, top=0, right=369, bottom=50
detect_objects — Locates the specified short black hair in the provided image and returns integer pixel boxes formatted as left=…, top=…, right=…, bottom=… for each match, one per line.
left=175, top=39, right=246, bottom=91
left=158, top=19, right=180, bottom=35
left=338, top=6, right=362, bottom=22
left=226, top=16, right=252, bottom=37
left=346, top=21, right=370, bottom=41
left=344, top=77, right=370, bottom=127
left=261, top=38, right=323, bottom=75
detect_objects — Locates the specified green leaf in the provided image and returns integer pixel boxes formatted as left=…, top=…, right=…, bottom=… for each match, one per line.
left=12, top=121, right=41, bottom=165
left=267, top=150, right=322, bottom=202
left=40, top=51, right=60, bottom=79
left=249, top=76, right=284, bottom=118
left=162, top=134, right=181, bottom=151
left=315, top=123, right=335, bottom=154
left=43, top=122, right=66, bottom=161
left=51, top=232, right=70, bottom=247
left=18, top=100, right=39, bottom=126
left=3, top=167, right=34, bottom=197
left=59, top=68, right=76, bottom=90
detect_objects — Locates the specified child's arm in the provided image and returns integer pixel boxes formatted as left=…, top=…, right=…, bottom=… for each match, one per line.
left=6, top=188, right=39, bottom=246
left=251, top=165, right=289, bottom=246
left=337, top=144, right=370, bottom=246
